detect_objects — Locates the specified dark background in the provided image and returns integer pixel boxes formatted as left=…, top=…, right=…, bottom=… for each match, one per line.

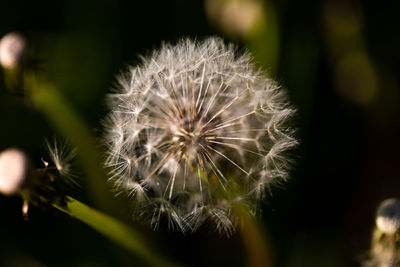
left=0, top=0, right=399, bottom=266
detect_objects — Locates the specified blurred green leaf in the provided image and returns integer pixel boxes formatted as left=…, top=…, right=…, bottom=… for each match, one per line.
left=54, top=197, right=180, bottom=267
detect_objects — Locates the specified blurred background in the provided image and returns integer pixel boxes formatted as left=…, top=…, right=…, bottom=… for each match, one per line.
left=0, top=0, right=399, bottom=266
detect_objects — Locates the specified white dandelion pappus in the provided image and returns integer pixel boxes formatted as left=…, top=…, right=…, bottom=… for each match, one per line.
left=45, top=139, right=78, bottom=186
left=104, top=37, right=297, bottom=235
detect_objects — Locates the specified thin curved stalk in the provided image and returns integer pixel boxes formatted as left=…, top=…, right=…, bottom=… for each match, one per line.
left=53, top=197, right=180, bottom=267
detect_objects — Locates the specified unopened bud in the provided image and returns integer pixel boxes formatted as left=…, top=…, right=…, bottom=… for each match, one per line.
left=0, top=32, right=27, bottom=69
left=0, top=148, right=29, bottom=195
left=376, top=198, right=400, bottom=235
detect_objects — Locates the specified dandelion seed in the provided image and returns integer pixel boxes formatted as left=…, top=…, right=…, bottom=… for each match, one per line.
left=104, top=37, right=297, bottom=235
left=45, top=139, right=78, bottom=186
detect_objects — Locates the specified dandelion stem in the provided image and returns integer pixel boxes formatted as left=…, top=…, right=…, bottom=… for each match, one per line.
left=53, top=197, right=180, bottom=267
left=236, top=206, right=273, bottom=267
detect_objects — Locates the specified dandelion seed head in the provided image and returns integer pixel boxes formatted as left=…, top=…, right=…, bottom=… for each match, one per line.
left=104, top=37, right=297, bottom=235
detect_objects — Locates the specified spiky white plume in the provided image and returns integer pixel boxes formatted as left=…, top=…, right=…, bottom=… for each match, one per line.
left=104, top=37, right=297, bottom=235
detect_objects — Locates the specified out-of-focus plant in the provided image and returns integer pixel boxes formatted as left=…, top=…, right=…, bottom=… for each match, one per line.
left=0, top=148, right=30, bottom=197
left=205, top=0, right=280, bottom=72
left=322, top=0, right=378, bottom=106
left=0, top=32, right=28, bottom=95
left=0, top=32, right=27, bottom=69
left=364, top=199, right=400, bottom=267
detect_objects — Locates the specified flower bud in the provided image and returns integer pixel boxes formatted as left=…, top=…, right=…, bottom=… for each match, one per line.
left=0, top=148, right=30, bottom=195
left=376, top=198, right=400, bottom=235
left=0, top=32, right=27, bottom=69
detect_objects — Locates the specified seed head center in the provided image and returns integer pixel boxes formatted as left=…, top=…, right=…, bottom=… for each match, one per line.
left=171, top=109, right=214, bottom=159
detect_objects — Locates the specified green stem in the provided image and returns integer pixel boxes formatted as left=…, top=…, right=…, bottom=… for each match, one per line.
left=238, top=212, right=273, bottom=267
left=53, top=197, right=179, bottom=267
